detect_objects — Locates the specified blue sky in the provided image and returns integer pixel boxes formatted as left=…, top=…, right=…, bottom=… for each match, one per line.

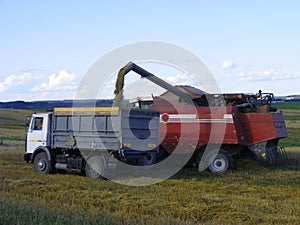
left=1, top=1, right=300, bottom=101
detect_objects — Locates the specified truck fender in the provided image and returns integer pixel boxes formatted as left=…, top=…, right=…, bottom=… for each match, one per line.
left=32, top=146, right=53, bottom=162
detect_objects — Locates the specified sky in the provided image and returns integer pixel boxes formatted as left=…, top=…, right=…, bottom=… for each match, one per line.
left=0, top=0, right=300, bottom=101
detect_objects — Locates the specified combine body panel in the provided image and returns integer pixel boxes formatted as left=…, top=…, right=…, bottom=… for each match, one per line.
left=234, top=110, right=287, bottom=145
left=155, top=103, right=239, bottom=152
left=154, top=102, right=287, bottom=151
left=25, top=107, right=160, bottom=177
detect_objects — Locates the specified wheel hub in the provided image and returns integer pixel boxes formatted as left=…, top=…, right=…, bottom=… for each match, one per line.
left=216, top=160, right=222, bottom=167
left=38, top=160, right=46, bottom=171
left=213, top=158, right=226, bottom=171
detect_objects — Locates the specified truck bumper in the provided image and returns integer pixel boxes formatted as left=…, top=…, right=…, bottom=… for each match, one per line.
left=24, top=153, right=33, bottom=163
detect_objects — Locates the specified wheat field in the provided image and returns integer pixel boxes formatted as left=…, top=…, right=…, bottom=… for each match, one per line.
left=0, top=107, right=299, bottom=225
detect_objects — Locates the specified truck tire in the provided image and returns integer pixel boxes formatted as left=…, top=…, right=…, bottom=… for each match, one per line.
left=33, top=152, right=53, bottom=174
left=156, top=146, right=169, bottom=163
left=85, top=156, right=105, bottom=179
left=208, top=150, right=234, bottom=173
left=141, top=152, right=156, bottom=166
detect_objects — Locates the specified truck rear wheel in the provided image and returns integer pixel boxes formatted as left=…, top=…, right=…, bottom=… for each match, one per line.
left=208, top=150, right=234, bottom=173
left=85, top=156, right=105, bottom=179
left=33, top=152, right=53, bottom=174
left=141, top=152, right=156, bottom=166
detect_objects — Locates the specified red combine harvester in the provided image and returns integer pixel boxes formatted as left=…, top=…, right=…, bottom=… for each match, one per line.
left=115, top=62, right=288, bottom=173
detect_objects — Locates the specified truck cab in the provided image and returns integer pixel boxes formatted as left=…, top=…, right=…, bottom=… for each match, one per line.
left=25, top=113, right=50, bottom=162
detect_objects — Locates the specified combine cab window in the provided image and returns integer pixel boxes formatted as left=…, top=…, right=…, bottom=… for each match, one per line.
left=130, top=101, right=153, bottom=109
left=140, top=101, right=153, bottom=109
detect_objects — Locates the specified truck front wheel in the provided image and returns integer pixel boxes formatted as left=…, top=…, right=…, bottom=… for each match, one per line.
left=33, top=152, right=53, bottom=174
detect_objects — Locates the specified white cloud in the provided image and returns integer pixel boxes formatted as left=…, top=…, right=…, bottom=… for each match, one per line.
left=239, top=69, right=300, bottom=82
left=222, top=61, right=236, bottom=69
left=166, top=73, right=192, bottom=85
left=0, top=73, right=39, bottom=92
left=31, top=70, right=76, bottom=91
left=166, top=76, right=178, bottom=84
left=0, top=70, right=80, bottom=101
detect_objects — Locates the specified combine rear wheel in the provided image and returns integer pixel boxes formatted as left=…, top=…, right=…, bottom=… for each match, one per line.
left=208, top=150, right=234, bottom=173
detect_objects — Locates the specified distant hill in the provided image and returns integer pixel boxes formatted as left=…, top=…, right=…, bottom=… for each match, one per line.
left=0, top=99, right=113, bottom=110
left=0, top=96, right=299, bottom=110
left=274, top=95, right=300, bottom=103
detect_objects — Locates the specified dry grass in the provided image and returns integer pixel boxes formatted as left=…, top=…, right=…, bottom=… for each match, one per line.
left=0, top=155, right=299, bottom=225
left=0, top=107, right=299, bottom=224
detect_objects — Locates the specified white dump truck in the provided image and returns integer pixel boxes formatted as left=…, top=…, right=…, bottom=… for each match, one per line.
left=24, top=107, right=160, bottom=178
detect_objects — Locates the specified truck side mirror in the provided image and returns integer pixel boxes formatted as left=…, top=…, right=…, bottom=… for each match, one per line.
left=25, top=116, right=31, bottom=131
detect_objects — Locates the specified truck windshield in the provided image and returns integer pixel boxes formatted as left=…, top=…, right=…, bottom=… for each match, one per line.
left=32, top=117, right=43, bottom=130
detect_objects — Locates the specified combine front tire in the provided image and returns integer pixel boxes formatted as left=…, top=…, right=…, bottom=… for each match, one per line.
left=208, top=150, right=234, bottom=173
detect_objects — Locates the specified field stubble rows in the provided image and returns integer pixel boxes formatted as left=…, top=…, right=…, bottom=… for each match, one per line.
left=0, top=106, right=299, bottom=224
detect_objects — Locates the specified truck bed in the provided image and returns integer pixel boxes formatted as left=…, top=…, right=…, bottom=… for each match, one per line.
left=50, top=107, right=160, bottom=154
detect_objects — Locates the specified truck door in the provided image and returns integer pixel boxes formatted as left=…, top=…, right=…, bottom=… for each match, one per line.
left=26, top=114, right=49, bottom=154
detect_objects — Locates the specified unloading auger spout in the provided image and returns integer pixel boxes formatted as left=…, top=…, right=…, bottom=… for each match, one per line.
left=114, top=62, right=192, bottom=106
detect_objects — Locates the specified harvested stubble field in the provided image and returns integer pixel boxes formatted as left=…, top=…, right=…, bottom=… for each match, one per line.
left=0, top=106, right=299, bottom=225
